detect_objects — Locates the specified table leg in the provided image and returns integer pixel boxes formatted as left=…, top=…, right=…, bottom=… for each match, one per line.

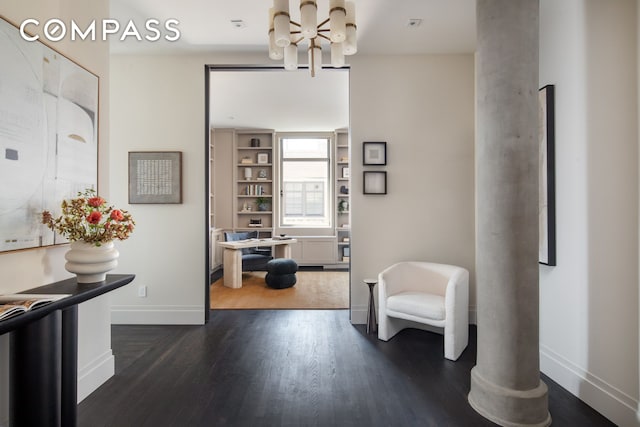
left=273, top=243, right=291, bottom=259
left=62, top=306, right=78, bottom=426
left=223, top=248, right=243, bottom=288
left=367, top=283, right=377, bottom=334
left=10, top=311, right=62, bottom=427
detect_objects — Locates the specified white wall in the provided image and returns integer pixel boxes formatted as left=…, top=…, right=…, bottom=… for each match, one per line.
left=539, top=1, right=639, bottom=426
left=0, top=0, right=112, bottom=421
left=108, top=52, right=264, bottom=324
left=109, top=52, right=476, bottom=326
left=348, top=55, right=476, bottom=323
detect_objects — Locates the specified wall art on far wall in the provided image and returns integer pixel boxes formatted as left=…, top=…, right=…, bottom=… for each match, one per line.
left=363, top=171, right=387, bottom=195
left=0, top=16, right=99, bottom=252
left=129, top=151, right=182, bottom=204
left=539, top=84, right=556, bottom=266
left=363, top=141, right=387, bottom=165
left=257, top=152, right=269, bottom=164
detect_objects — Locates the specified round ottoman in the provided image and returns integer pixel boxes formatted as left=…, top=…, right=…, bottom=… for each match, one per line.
left=265, top=258, right=298, bottom=289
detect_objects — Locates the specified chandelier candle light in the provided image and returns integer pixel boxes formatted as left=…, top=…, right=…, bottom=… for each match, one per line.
left=269, top=0, right=357, bottom=77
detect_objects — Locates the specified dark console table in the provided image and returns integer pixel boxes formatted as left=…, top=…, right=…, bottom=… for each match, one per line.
left=1, top=274, right=135, bottom=427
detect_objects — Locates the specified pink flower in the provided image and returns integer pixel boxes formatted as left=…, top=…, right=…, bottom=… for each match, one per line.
left=88, top=197, right=105, bottom=207
left=110, top=209, right=124, bottom=221
left=87, top=211, right=102, bottom=224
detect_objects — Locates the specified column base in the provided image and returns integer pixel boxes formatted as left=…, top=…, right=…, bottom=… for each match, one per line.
left=468, top=367, right=551, bottom=427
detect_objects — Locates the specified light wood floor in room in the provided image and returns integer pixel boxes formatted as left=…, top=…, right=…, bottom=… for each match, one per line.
left=210, top=270, right=349, bottom=309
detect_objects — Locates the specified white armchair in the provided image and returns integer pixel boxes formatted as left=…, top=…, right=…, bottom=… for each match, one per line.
left=378, top=262, right=469, bottom=361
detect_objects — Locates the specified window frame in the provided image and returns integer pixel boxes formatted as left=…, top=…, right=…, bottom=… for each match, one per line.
left=277, top=132, right=334, bottom=230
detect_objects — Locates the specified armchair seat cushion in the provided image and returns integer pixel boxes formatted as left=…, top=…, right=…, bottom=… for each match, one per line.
left=387, top=292, right=445, bottom=321
left=241, top=253, right=272, bottom=271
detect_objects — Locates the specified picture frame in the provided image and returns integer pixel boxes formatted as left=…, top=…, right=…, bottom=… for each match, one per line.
left=342, top=167, right=350, bottom=178
left=129, top=151, right=182, bottom=204
left=363, top=171, right=387, bottom=195
left=257, top=153, right=269, bottom=164
left=363, top=141, right=387, bottom=165
left=539, top=85, right=556, bottom=266
left=0, top=16, right=99, bottom=252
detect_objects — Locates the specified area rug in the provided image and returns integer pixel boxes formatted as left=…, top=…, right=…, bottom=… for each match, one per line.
left=210, top=270, right=349, bottom=309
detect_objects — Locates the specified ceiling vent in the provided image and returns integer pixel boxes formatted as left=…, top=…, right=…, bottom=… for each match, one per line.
left=230, top=19, right=246, bottom=29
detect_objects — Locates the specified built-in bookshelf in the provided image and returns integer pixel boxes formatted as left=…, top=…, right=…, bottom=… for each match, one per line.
left=335, top=129, right=350, bottom=266
left=212, top=127, right=351, bottom=267
left=209, top=131, right=223, bottom=271
left=209, top=131, right=215, bottom=228
left=234, top=130, right=275, bottom=237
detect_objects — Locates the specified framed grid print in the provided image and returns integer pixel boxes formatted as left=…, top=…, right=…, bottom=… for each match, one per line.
left=129, top=151, right=182, bottom=204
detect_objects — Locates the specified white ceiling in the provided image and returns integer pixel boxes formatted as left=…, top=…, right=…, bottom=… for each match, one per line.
left=109, top=0, right=476, bottom=130
left=110, top=0, right=476, bottom=55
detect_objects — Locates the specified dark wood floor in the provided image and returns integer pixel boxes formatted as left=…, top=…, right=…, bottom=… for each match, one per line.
left=78, top=310, right=614, bottom=427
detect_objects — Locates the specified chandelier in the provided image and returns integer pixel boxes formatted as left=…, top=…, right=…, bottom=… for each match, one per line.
left=268, top=0, right=357, bottom=77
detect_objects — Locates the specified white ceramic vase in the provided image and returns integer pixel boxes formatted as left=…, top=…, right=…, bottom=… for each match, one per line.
left=65, top=241, right=119, bottom=283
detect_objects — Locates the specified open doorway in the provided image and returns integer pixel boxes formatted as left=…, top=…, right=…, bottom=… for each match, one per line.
left=205, top=66, right=350, bottom=315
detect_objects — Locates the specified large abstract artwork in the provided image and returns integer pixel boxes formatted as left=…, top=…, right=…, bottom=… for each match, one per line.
left=0, top=17, right=98, bottom=252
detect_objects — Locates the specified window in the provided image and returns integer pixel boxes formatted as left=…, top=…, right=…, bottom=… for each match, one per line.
left=280, top=136, right=331, bottom=228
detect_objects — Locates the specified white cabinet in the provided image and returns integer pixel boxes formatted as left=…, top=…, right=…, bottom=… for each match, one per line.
left=290, top=237, right=338, bottom=265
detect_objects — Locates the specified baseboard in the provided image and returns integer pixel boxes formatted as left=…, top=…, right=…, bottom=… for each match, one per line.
left=351, top=305, right=478, bottom=325
left=77, top=349, right=114, bottom=403
left=350, top=305, right=368, bottom=324
left=322, top=264, right=349, bottom=270
left=468, top=305, right=477, bottom=324
left=111, top=305, right=204, bottom=325
left=540, top=344, right=639, bottom=427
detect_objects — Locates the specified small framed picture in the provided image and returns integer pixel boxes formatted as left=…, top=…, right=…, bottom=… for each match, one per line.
left=129, top=151, right=182, bottom=203
left=363, top=171, right=387, bottom=195
left=363, top=141, right=387, bottom=165
left=342, top=167, right=350, bottom=178
left=257, top=153, right=269, bottom=164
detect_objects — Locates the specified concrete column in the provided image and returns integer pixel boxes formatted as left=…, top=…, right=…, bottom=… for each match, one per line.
left=468, top=1, right=550, bottom=426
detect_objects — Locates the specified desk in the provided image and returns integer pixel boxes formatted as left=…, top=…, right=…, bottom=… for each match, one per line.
left=1, top=274, right=135, bottom=427
left=218, top=238, right=297, bottom=288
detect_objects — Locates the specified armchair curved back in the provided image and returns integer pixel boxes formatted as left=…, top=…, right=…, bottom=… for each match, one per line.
left=379, top=262, right=461, bottom=297
left=224, top=231, right=258, bottom=254
left=224, top=231, right=272, bottom=272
